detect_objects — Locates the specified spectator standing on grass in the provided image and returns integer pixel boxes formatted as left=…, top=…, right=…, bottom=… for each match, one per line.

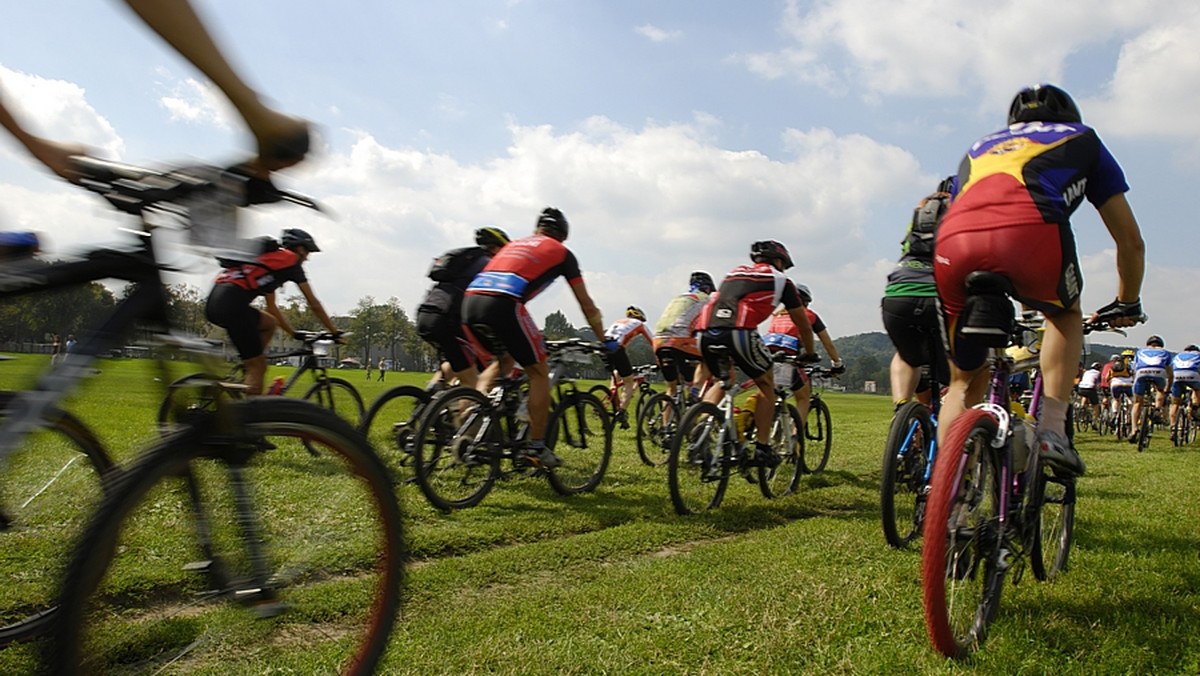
left=377, top=357, right=386, bottom=382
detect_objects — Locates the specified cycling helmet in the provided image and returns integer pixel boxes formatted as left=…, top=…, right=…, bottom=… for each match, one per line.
left=1187, top=344, right=1200, bottom=352
left=1147, top=335, right=1164, bottom=347
left=1090, top=362, right=1102, bottom=370
left=281, top=228, right=319, bottom=253
left=1007, top=84, right=1082, bottom=125
left=1122, top=349, right=1136, bottom=357
left=793, top=282, right=812, bottom=305
left=689, top=270, right=715, bottom=293
left=750, top=240, right=794, bottom=270
left=536, top=207, right=569, bottom=240
left=626, top=306, right=647, bottom=322
left=1109, top=353, right=1121, bottom=361
left=475, top=226, right=510, bottom=249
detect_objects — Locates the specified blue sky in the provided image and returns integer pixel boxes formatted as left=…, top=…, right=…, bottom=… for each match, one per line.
left=2, top=1, right=1197, bottom=350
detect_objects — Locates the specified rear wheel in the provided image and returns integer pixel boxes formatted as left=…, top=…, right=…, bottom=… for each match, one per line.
left=1136, top=406, right=1152, bottom=452
left=545, top=392, right=612, bottom=495
left=881, top=401, right=933, bottom=549
left=1028, top=463, right=1075, bottom=580
left=411, top=387, right=501, bottom=511
left=359, top=385, right=430, bottom=481
left=667, top=402, right=730, bottom=515
left=49, top=398, right=404, bottom=675
left=636, top=392, right=678, bottom=467
left=921, top=409, right=1005, bottom=659
left=758, top=403, right=804, bottom=498
left=802, top=396, right=832, bottom=473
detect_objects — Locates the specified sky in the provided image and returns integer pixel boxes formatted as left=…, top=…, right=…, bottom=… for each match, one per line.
left=1, top=0, right=1198, bottom=351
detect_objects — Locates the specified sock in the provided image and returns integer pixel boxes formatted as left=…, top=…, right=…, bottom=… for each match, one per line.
left=1040, top=398, right=1068, bottom=438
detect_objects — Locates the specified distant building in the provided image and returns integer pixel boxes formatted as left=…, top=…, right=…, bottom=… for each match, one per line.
left=864, top=380, right=877, bottom=394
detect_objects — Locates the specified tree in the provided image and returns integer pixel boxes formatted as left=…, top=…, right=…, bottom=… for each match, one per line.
left=544, top=310, right=575, bottom=340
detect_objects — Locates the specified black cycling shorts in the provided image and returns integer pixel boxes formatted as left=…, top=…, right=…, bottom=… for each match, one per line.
left=205, top=283, right=264, bottom=360
left=881, top=295, right=949, bottom=385
left=604, top=345, right=634, bottom=378
left=655, top=346, right=697, bottom=384
left=461, top=293, right=546, bottom=367
left=697, top=328, right=772, bottom=380
left=416, top=308, right=479, bottom=373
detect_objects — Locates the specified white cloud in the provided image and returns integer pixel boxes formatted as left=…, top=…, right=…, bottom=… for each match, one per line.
left=0, top=65, right=123, bottom=159
left=635, top=24, right=682, bottom=43
left=155, top=70, right=237, bottom=131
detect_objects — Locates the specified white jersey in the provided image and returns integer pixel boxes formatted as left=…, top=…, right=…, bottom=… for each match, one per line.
left=1078, top=368, right=1101, bottom=389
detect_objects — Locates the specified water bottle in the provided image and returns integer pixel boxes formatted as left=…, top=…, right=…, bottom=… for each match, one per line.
left=268, top=377, right=285, bottom=396
left=1011, top=416, right=1035, bottom=473
left=516, top=399, right=530, bottom=423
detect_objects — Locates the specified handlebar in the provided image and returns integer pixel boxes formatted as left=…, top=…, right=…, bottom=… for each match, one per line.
left=771, top=351, right=821, bottom=365
left=293, top=330, right=349, bottom=345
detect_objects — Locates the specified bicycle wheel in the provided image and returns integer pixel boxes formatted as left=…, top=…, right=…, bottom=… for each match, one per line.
left=1136, top=407, right=1151, bottom=452
left=759, top=403, right=804, bottom=499
left=359, top=385, right=430, bottom=479
left=48, top=398, right=404, bottom=675
left=1028, top=463, right=1075, bottom=581
left=411, top=387, right=501, bottom=511
left=922, top=408, right=1005, bottom=659
left=304, top=377, right=366, bottom=428
left=587, top=384, right=616, bottom=415
left=636, top=392, right=678, bottom=467
left=157, top=372, right=241, bottom=432
left=1114, top=403, right=1131, bottom=441
left=667, top=402, right=730, bottom=515
left=633, top=385, right=656, bottom=427
left=803, top=396, right=832, bottom=473
left=0, top=394, right=112, bottom=658
left=881, top=401, right=933, bottom=549
left=545, top=391, right=613, bottom=495
left=1187, top=412, right=1198, bottom=444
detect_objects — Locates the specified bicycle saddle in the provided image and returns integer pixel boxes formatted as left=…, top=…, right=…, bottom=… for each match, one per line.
left=960, top=271, right=1016, bottom=348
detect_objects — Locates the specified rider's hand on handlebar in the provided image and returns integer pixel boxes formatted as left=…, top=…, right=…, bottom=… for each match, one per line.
left=800, top=352, right=821, bottom=364
left=830, top=359, right=845, bottom=375
left=1089, top=297, right=1145, bottom=329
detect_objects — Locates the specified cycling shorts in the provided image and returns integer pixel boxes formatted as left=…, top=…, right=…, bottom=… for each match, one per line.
left=697, top=328, right=772, bottom=380
left=655, top=346, right=697, bottom=384
left=603, top=345, right=634, bottom=378
left=1110, top=384, right=1132, bottom=399
left=1077, top=387, right=1100, bottom=405
left=1171, top=380, right=1200, bottom=398
left=461, top=293, right=546, bottom=367
left=1133, top=371, right=1168, bottom=397
left=935, top=220, right=1079, bottom=371
left=880, top=295, right=949, bottom=385
left=416, top=308, right=484, bottom=373
left=205, top=283, right=264, bottom=360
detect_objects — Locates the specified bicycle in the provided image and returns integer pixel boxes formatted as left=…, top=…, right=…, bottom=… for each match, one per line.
left=635, top=355, right=705, bottom=467
left=409, top=338, right=613, bottom=511
left=1171, top=403, right=1197, bottom=447
left=1071, top=389, right=1095, bottom=433
left=921, top=271, right=1127, bottom=658
left=589, top=363, right=658, bottom=430
left=358, top=383, right=435, bottom=481
left=0, top=157, right=404, bottom=674
left=881, top=350, right=944, bottom=550
left=666, top=346, right=817, bottom=515
left=801, top=365, right=835, bottom=474
left=158, top=329, right=365, bottom=432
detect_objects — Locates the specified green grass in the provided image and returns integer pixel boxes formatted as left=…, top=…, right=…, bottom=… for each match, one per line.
left=3, top=354, right=1199, bottom=674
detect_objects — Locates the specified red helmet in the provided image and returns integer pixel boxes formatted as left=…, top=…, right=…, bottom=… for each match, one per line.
left=750, top=240, right=793, bottom=270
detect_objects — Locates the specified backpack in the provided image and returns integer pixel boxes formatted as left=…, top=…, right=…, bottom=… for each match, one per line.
left=215, top=236, right=281, bottom=269
left=427, top=246, right=486, bottom=283
left=902, top=192, right=951, bottom=258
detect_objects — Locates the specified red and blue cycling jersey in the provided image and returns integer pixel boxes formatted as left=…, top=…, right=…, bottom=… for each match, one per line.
left=695, top=263, right=804, bottom=331
left=947, top=121, right=1128, bottom=230
left=465, top=234, right=583, bottom=302
left=764, top=308, right=825, bottom=353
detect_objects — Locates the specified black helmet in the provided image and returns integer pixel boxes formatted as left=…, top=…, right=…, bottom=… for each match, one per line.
left=1007, top=84, right=1082, bottom=125
left=536, top=207, right=569, bottom=240
left=1147, top=335, right=1164, bottom=347
left=1187, top=345, right=1200, bottom=352
left=475, top=226, right=510, bottom=248
left=689, top=270, right=715, bottom=293
left=281, top=228, right=319, bottom=253
left=750, top=240, right=794, bottom=270
left=626, top=306, right=647, bottom=322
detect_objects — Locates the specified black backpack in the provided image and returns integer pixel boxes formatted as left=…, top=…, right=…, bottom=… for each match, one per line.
left=427, top=246, right=486, bottom=283
left=902, top=192, right=951, bottom=258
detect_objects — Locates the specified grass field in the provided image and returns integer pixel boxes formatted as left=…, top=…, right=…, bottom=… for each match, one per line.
left=3, top=354, right=1199, bottom=674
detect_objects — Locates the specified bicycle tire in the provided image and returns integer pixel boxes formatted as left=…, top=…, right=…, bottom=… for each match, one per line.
left=759, top=403, right=804, bottom=499
left=304, top=377, right=366, bottom=428
left=803, top=396, right=832, bottom=473
left=545, top=391, right=613, bottom=495
left=157, top=372, right=242, bottom=432
left=633, top=385, right=656, bottom=428
left=1028, top=463, right=1075, bottom=581
left=635, top=392, right=678, bottom=467
left=48, top=398, right=404, bottom=675
left=411, top=387, right=501, bottom=511
left=587, top=384, right=616, bottom=414
left=359, top=385, right=431, bottom=480
left=1187, top=412, right=1198, bottom=445
left=1136, top=406, right=1151, bottom=452
left=881, top=401, right=934, bottom=549
left=0, top=394, right=113, bottom=655
left=667, top=402, right=730, bottom=515
left=921, top=408, right=1005, bottom=659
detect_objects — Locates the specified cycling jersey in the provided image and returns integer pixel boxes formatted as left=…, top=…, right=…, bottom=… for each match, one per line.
left=695, top=263, right=804, bottom=331
left=764, top=308, right=825, bottom=354
left=465, top=234, right=582, bottom=303
left=1172, top=350, right=1200, bottom=381
left=1132, top=347, right=1171, bottom=396
left=213, top=249, right=307, bottom=296
left=604, top=317, right=653, bottom=349
left=1078, top=368, right=1101, bottom=389
left=652, top=290, right=710, bottom=354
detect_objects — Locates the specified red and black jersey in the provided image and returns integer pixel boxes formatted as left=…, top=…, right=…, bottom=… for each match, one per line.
left=465, top=234, right=583, bottom=303
left=695, top=263, right=803, bottom=331
left=213, top=249, right=307, bottom=296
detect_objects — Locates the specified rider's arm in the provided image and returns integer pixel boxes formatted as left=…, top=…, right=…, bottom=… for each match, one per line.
left=570, top=281, right=605, bottom=342
left=1096, top=193, right=1145, bottom=307
left=296, top=281, right=341, bottom=337
left=263, top=291, right=295, bottom=336
left=817, top=328, right=840, bottom=363
left=0, top=96, right=86, bottom=181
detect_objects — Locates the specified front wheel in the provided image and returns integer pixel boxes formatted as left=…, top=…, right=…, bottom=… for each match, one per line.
left=636, top=392, right=678, bottom=467
left=667, top=402, right=730, bottom=515
left=304, top=377, right=366, bottom=429
left=545, top=392, right=613, bottom=495
left=49, top=398, right=404, bottom=675
left=881, top=401, right=934, bottom=549
left=921, top=408, right=1005, bottom=659
left=359, top=385, right=431, bottom=480
left=758, top=403, right=804, bottom=498
left=802, top=396, right=833, bottom=473
left=1027, top=463, right=1075, bottom=581
left=411, top=387, right=502, bottom=511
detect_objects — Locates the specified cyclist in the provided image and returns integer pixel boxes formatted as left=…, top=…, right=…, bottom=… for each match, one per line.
left=1077, top=361, right=1103, bottom=429
left=1168, top=344, right=1200, bottom=443
left=694, top=240, right=816, bottom=467
left=461, top=207, right=607, bottom=469
left=205, top=228, right=342, bottom=395
left=1128, top=335, right=1172, bottom=445
left=882, top=181, right=954, bottom=408
left=764, top=286, right=845, bottom=427
left=1, top=0, right=308, bottom=181
left=416, top=226, right=510, bottom=390
left=652, top=271, right=715, bottom=401
left=1110, top=350, right=1135, bottom=420
left=934, top=84, right=1146, bottom=476
left=601, top=306, right=655, bottom=429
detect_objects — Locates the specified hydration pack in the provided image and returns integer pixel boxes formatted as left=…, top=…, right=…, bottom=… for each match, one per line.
left=902, top=192, right=951, bottom=258
left=427, top=246, right=486, bottom=284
